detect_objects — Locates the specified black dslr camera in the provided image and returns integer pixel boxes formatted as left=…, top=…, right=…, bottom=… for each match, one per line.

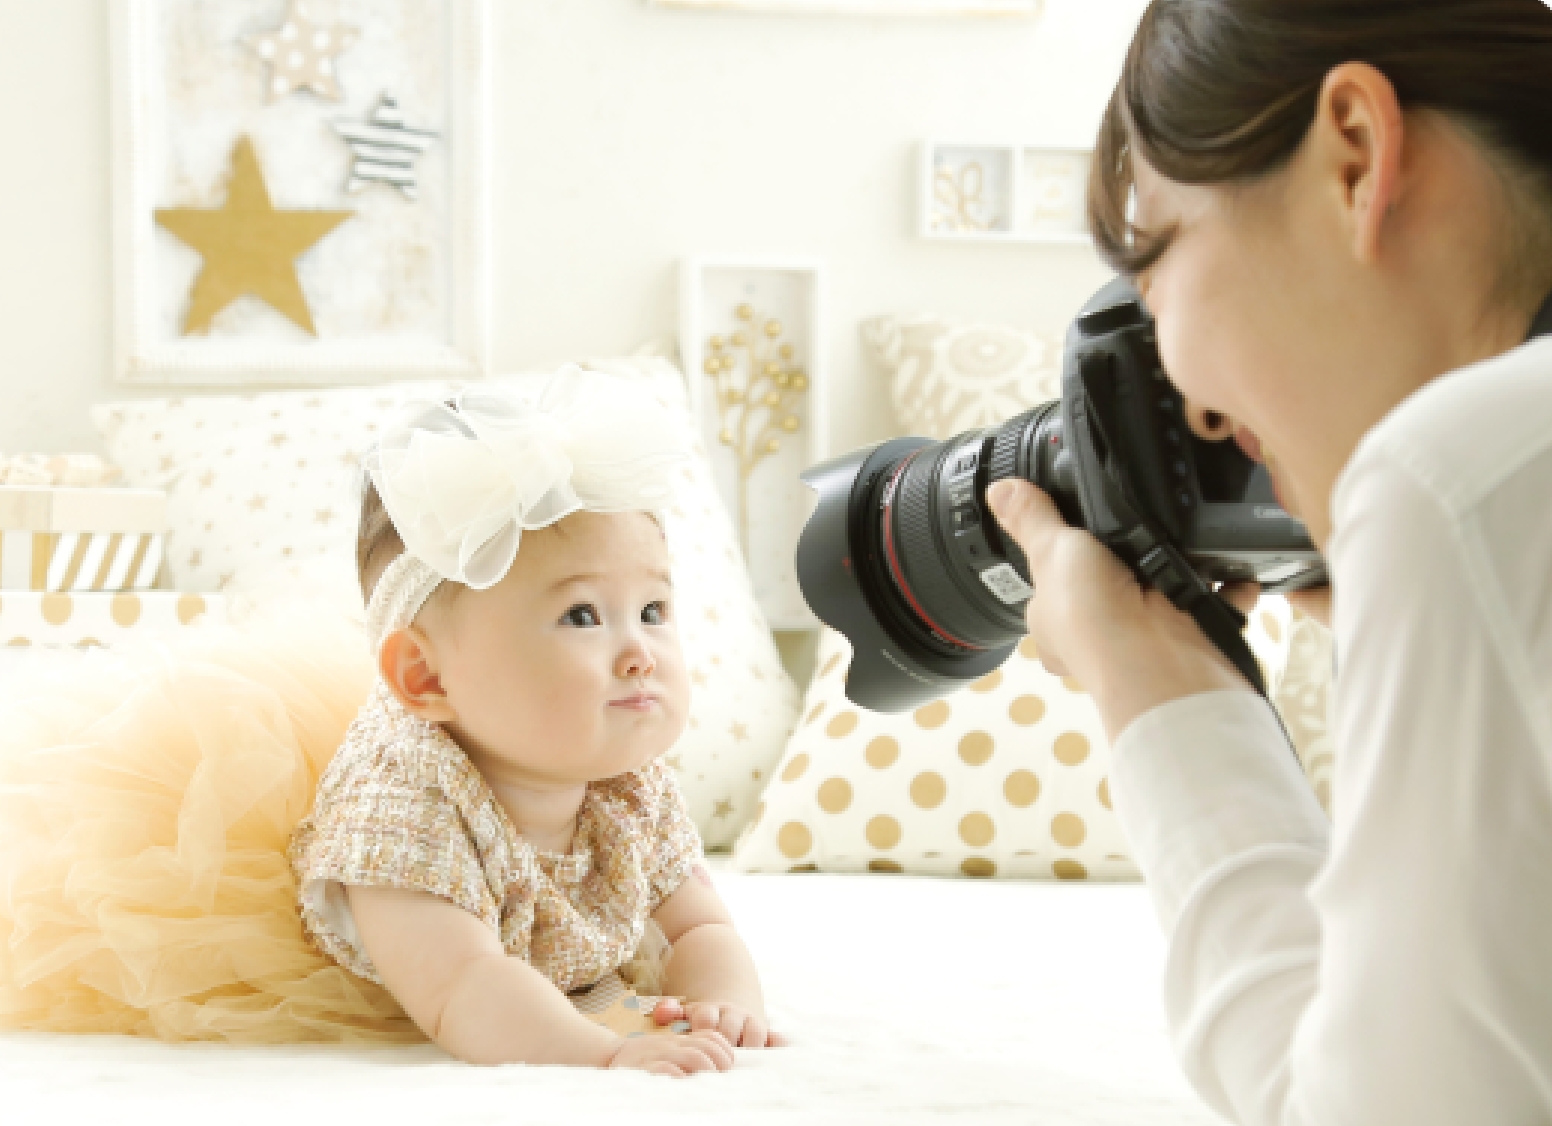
left=795, top=277, right=1328, bottom=713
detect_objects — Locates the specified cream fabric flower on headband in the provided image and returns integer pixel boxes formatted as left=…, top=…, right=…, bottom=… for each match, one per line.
left=364, top=364, right=692, bottom=592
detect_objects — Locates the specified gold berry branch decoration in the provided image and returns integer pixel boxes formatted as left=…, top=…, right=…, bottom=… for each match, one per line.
left=702, top=304, right=810, bottom=555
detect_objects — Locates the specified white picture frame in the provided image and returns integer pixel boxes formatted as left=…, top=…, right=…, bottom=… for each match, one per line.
left=920, top=140, right=1093, bottom=246
left=680, top=257, right=829, bottom=632
left=651, top=0, right=1040, bottom=13
left=110, top=0, right=491, bottom=386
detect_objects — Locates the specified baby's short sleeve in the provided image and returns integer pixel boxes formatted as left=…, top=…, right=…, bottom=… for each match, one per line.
left=289, top=745, right=499, bottom=985
left=637, top=757, right=706, bottom=911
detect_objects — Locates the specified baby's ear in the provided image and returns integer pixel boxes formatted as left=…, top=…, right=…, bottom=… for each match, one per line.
left=379, top=627, right=457, bottom=723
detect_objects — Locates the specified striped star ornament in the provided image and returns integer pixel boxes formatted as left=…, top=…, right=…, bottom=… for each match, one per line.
left=333, top=94, right=439, bottom=200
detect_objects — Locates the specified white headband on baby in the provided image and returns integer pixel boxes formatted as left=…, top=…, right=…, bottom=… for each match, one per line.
left=362, top=364, right=692, bottom=652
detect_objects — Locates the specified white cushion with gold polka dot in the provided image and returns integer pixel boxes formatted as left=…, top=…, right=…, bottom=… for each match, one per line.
left=733, top=600, right=1293, bottom=880
left=91, top=358, right=799, bottom=849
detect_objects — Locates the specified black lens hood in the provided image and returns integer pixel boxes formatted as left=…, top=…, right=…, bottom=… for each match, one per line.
left=797, top=438, right=1014, bottom=713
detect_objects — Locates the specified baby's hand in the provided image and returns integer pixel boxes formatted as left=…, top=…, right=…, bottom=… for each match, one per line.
left=606, top=1027, right=735, bottom=1078
left=655, top=999, right=787, bottom=1048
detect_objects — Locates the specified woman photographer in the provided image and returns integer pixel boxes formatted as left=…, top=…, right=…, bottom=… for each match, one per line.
left=984, top=2, right=1552, bottom=1123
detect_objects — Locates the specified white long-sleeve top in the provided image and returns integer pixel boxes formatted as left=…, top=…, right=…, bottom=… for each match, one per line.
left=1110, top=336, right=1552, bottom=1126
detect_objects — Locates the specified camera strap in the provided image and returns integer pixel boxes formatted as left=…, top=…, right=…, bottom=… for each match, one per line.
left=1133, top=537, right=1270, bottom=696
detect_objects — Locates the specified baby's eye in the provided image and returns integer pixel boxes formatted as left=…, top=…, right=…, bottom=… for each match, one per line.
left=642, top=600, right=668, bottom=626
left=562, top=603, right=601, bottom=628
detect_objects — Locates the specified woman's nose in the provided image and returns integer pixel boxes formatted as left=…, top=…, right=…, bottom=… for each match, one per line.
left=1181, top=397, right=1236, bottom=442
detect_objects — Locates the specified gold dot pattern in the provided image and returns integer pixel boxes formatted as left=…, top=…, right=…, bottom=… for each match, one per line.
left=958, top=731, right=994, bottom=766
left=778, top=822, right=812, bottom=859
left=827, top=711, right=858, bottom=739
left=110, top=594, right=141, bottom=628
left=1009, top=695, right=1046, bottom=726
left=866, top=815, right=902, bottom=850
left=41, top=594, right=72, bottom=627
left=1053, top=732, right=1090, bottom=766
left=1051, top=813, right=1086, bottom=848
left=734, top=595, right=1297, bottom=881
left=970, top=669, right=1002, bottom=693
left=865, top=736, right=900, bottom=769
left=820, top=653, right=843, bottom=678
left=781, top=753, right=810, bottom=783
left=914, top=701, right=951, bottom=729
left=1004, top=770, right=1041, bottom=807
left=959, top=812, right=995, bottom=847
left=817, top=777, right=853, bottom=814
left=910, top=771, right=947, bottom=809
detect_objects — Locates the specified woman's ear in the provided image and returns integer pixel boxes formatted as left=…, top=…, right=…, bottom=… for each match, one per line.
left=1312, top=61, right=1406, bottom=264
left=379, top=626, right=457, bottom=723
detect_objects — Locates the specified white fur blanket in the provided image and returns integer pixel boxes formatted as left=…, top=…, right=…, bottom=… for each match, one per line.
left=0, top=864, right=1212, bottom=1126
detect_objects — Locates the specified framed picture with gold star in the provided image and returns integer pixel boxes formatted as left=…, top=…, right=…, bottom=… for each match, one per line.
left=110, top=0, right=490, bottom=386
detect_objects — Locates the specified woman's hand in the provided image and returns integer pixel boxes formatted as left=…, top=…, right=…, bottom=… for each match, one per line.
left=606, top=1026, right=736, bottom=1078
left=652, top=998, right=787, bottom=1048
left=985, top=479, right=1261, bottom=742
left=1287, top=586, right=1333, bottom=629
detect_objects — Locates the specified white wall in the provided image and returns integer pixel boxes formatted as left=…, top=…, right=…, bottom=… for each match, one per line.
left=0, top=0, right=1146, bottom=458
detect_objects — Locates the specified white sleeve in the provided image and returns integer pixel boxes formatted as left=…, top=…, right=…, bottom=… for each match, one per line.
left=1111, top=452, right=1552, bottom=1126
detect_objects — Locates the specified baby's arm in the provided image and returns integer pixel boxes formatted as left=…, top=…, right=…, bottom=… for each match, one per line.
left=652, top=864, right=786, bottom=1048
left=345, top=883, right=735, bottom=1074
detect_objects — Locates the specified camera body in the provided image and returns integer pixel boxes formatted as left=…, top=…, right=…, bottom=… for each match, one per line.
left=796, top=277, right=1327, bottom=713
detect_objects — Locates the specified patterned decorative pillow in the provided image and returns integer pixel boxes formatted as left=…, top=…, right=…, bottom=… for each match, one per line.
left=732, top=599, right=1294, bottom=879
left=90, top=358, right=799, bottom=849
left=861, top=315, right=1063, bottom=438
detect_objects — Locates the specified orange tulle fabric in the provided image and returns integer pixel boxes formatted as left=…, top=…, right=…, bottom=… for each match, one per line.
left=0, top=607, right=423, bottom=1044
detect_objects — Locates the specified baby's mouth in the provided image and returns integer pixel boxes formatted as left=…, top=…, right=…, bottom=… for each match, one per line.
left=609, top=692, right=660, bottom=712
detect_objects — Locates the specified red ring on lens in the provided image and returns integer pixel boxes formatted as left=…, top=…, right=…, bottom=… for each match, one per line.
left=880, top=454, right=985, bottom=652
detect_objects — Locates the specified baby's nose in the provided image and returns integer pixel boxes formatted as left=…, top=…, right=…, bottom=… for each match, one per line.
left=617, top=645, right=657, bottom=679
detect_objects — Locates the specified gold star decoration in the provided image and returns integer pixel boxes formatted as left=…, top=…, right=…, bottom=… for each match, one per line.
left=712, top=799, right=735, bottom=820
left=155, top=136, right=352, bottom=336
left=244, top=1, right=359, bottom=103
left=730, top=722, right=749, bottom=742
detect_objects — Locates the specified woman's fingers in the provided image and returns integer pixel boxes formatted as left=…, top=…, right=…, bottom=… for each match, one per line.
left=766, top=1027, right=789, bottom=1048
left=986, top=479, right=1066, bottom=561
left=1287, top=585, right=1333, bottom=629
left=1219, top=581, right=1262, bottom=618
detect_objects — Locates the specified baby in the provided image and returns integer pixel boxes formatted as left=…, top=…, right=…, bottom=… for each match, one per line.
left=289, top=367, right=782, bottom=1075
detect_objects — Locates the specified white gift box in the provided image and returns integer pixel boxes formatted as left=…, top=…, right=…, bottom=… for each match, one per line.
left=0, top=486, right=167, bottom=592
left=0, top=590, right=224, bottom=648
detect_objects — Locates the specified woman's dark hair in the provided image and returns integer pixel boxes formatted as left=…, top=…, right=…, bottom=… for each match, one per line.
left=1089, top=0, right=1552, bottom=296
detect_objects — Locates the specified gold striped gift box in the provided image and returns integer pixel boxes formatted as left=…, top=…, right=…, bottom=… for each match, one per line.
left=0, top=486, right=167, bottom=592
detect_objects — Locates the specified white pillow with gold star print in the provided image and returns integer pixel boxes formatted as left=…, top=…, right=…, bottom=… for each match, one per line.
left=90, top=358, right=799, bottom=849
left=732, top=598, right=1294, bottom=880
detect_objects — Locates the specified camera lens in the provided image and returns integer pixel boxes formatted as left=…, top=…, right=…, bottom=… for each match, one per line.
left=857, top=400, right=1083, bottom=667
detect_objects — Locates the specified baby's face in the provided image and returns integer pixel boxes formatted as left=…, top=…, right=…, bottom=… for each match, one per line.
left=424, top=511, right=689, bottom=786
